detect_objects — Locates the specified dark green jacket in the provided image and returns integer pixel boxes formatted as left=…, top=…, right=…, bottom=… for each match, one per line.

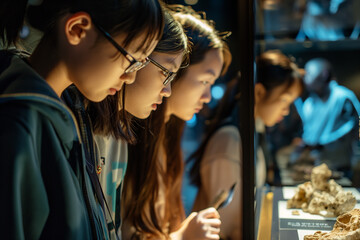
left=0, top=52, right=108, bottom=239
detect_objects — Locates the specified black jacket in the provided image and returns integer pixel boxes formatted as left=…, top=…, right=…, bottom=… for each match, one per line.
left=0, top=51, right=108, bottom=239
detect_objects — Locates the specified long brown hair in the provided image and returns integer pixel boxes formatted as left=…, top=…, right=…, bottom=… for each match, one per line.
left=121, top=7, right=190, bottom=239
left=124, top=100, right=186, bottom=239
left=123, top=4, right=232, bottom=239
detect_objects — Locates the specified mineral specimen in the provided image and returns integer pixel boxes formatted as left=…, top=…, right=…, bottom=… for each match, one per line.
left=287, top=164, right=356, bottom=217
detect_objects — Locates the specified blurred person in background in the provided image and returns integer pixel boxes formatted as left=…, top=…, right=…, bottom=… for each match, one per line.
left=292, top=57, right=360, bottom=182
left=187, top=50, right=303, bottom=239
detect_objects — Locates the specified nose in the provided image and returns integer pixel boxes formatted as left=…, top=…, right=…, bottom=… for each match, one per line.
left=200, top=86, right=212, bottom=104
left=161, top=83, right=172, bottom=98
left=120, top=71, right=137, bottom=85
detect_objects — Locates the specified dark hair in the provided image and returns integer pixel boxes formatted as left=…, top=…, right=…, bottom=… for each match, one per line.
left=0, top=0, right=164, bottom=143
left=154, top=8, right=190, bottom=65
left=170, top=4, right=232, bottom=80
left=123, top=5, right=232, bottom=238
left=0, top=0, right=164, bottom=51
left=256, top=50, right=304, bottom=95
left=88, top=7, right=189, bottom=143
left=188, top=73, right=241, bottom=187
left=124, top=101, right=186, bottom=239
left=121, top=9, right=191, bottom=238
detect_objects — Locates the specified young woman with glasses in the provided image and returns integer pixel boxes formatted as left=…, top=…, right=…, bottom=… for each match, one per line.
left=122, top=5, right=232, bottom=239
left=0, top=0, right=163, bottom=239
left=72, top=8, right=188, bottom=239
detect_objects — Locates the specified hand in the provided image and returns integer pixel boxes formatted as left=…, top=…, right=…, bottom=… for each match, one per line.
left=170, top=207, right=221, bottom=240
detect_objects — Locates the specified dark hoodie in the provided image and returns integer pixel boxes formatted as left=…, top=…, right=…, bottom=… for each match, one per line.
left=0, top=51, right=108, bottom=239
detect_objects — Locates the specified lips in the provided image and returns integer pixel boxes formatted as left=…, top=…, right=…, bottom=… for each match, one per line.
left=194, top=105, right=203, bottom=112
left=109, top=87, right=121, bottom=96
left=277, top=116, right=284, bottom=123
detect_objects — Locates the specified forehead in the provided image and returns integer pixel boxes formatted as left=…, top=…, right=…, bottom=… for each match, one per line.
left=151, top=52, right=184, bottom=66
left=268, top=80, right=301, bottom=99
left=190, top=49, right=224, bottom=75
left=123, top=31, right=159, bottom=57
left=286, top=80, right=302, bottom=97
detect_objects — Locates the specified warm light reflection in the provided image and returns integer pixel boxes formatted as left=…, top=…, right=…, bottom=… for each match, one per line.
left=184, top=0, right=198, bottom=5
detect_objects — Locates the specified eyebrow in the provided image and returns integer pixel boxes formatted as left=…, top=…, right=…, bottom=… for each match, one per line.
left=164, top=56, right=180, bottom=70
left=205, top=69, right=216, bottom=77
left=282, top=90, right=298, bottom=98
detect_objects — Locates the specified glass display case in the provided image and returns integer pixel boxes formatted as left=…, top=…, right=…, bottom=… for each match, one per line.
left=254, top=1, right=360, bottom=239
left=173, top=0, right=360, bottom=239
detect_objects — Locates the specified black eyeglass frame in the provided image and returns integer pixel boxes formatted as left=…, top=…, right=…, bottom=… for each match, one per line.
left=148, top=57, right=177, bottom=86
left=94, top=23, right=149, bottom=74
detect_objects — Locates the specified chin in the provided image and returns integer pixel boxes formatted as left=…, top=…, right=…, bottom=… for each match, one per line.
left=132, top=111, right=151, bottom=120
left=172, top=111, right=194, bottom=121
left=88, top=93, right=106, bottom=103
left=139, top=114, right=151, bottom=119
left=264, top=120, right=275, bottom=127
left=182, top=113, right=194, bottom=121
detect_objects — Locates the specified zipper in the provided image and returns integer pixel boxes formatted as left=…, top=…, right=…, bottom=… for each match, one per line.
left=76, top=110, right=98, bottom=239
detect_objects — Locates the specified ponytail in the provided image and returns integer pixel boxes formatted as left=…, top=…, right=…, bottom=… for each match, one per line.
left=0, top=0, right=29, bottom=48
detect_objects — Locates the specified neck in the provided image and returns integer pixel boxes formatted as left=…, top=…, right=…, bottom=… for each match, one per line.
left=29, top=41, right=72, bottom=97
left=164, top=105, right=171, bottom=123
left=316, top=85, right=331, bottom=100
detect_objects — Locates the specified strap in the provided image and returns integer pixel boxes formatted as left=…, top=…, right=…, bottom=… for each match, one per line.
left=63, top=87, right=119, bottom=239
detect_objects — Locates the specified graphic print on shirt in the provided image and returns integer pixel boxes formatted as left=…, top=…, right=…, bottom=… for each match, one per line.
left=106, top=161, right=127, bottom=211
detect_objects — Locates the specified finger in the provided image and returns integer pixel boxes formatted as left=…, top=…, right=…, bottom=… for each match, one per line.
left=201, top=218, right=221, bottom=227
left=205, top=232, right=220, bottom=240
left=182, top=212, right=198, bottom=227
left=208, top=226, right=220, bottom=234
left=200, top=207, right=220, bottom=219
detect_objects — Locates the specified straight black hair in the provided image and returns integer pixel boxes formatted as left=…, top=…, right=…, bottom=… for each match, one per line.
left=0, top=0, right=164, bottom=52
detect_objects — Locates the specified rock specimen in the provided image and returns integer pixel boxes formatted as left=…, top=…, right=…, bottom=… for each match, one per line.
left=304, top=209, right=360, bottom=240
left=287, top=164, right=356, bottom=217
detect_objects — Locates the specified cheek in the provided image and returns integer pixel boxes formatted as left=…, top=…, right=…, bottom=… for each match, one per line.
left=260, top=102, right=280, bottom=120
left=82, top=61, right=118, bottom=86
left=171, top=85, right=194, bottom=107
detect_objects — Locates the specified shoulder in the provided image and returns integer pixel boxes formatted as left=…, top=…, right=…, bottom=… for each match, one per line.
left=0, top=95, right=79, bottom=148
left=202, top=125, right=241, bottom=163
left=0, top=99, right=48, bottom=136
left=0, top=101, right=52, bottom=159
left=210, top=125, right=241, bottom=144
left=330, top=82, right=360, bottom=112
left=331, top=81, right=356, bottom=99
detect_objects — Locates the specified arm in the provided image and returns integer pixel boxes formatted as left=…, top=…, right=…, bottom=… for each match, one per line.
left=319, top=100, right=357, bottom=145
left=0, top=111, right=49, bottom=240
left=199, top=126, right=242, bottom=240
left=170, top=208, right=221, bottom=240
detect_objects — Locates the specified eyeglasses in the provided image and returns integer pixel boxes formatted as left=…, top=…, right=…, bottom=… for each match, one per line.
left=94, top=23, right=149, bottom=74
left=148, top=57, right=177, bottom=86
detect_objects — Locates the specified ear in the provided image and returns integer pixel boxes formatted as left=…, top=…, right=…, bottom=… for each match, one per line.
left=64, top=12, right=92, bottom=46
left=254, top=83, right=267, bottom=104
